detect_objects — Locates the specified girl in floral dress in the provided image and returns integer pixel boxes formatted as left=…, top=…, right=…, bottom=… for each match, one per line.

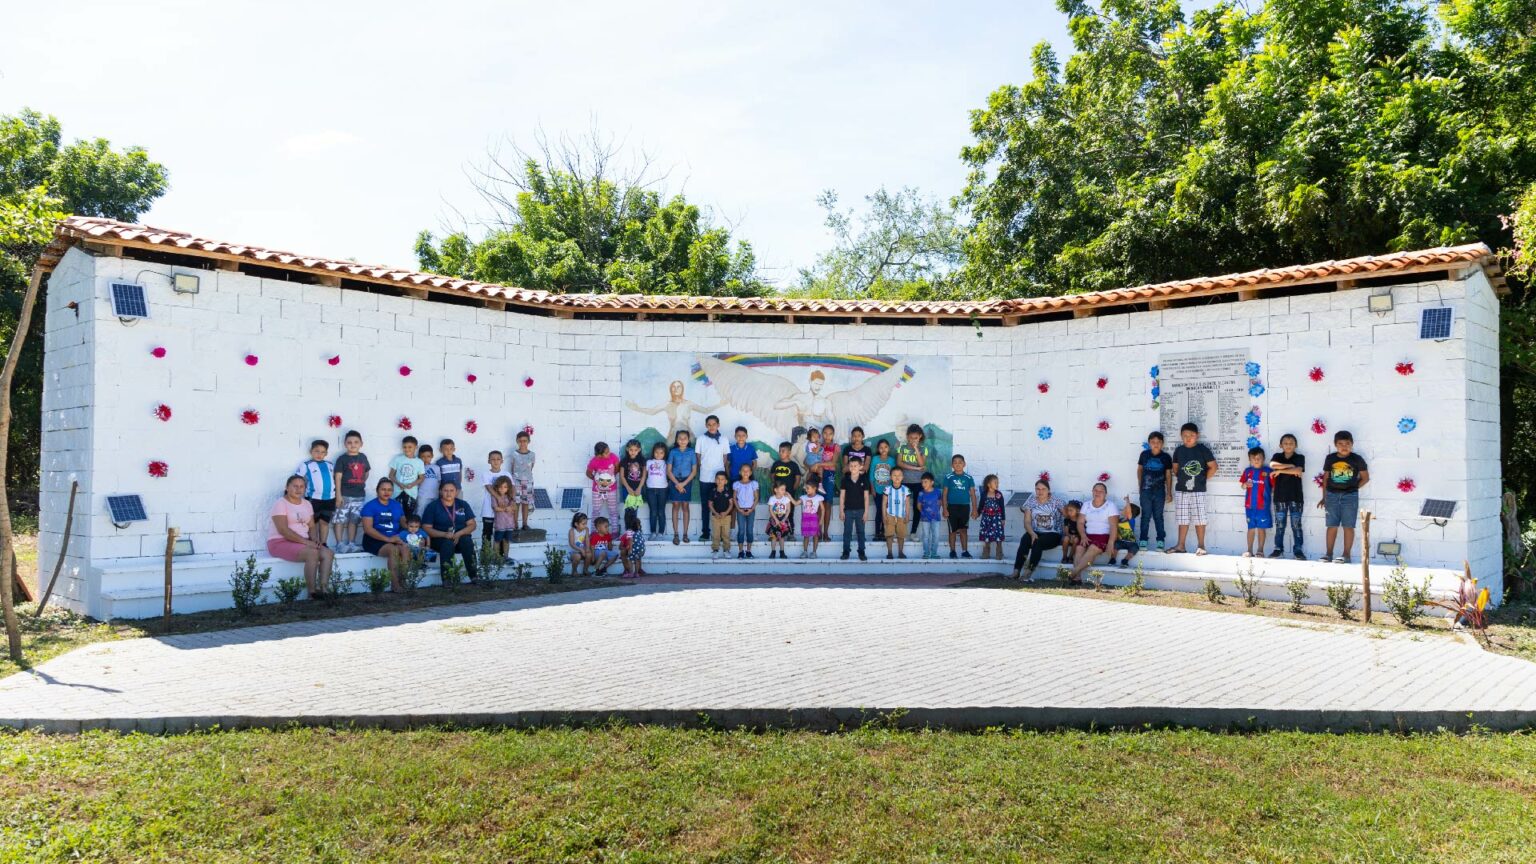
left=977, top=474, right=1007, bottom=560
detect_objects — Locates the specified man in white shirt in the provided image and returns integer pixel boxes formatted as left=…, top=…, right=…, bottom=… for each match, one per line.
left=695, top=414, right=728, bottom=542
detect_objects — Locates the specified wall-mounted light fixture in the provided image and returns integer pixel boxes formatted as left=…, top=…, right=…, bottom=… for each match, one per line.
left=1367, top=290, right=1394, bottom=314
left=1376, top=540, right=1403, bottom=559
left=172, top=272, right=201, bottom=294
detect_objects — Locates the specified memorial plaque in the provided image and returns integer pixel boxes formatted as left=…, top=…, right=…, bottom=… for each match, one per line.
left=1155, top=348, right=1253, bottom=475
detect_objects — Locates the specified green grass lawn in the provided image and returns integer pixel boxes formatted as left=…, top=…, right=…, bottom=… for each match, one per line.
left=2, top=726, right=1534, bottom=863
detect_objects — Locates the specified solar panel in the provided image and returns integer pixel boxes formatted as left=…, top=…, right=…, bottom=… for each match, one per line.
left=1006, top=492, right=1031, bottom=508
left=110, top=282, right=150, bottom=319
left=106, top=494, right=147, bottom=524
left=1419, top=499, right=1457, bottom=519
left=1419, top=306, right=1453, bottom=340
left=559, top=487, right=585, bottom=510
left=533, top=488, right=553, bottom=510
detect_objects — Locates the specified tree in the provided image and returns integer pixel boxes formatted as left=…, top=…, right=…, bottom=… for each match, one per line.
left=794, top=187, right=963, bottom=300
left=417, top=128, right=764, bottom=296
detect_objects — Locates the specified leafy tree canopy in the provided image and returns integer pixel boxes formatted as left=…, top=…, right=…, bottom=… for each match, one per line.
left=793, top=187, right=963, bottom=300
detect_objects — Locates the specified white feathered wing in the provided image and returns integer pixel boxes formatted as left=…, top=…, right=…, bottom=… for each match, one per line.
left=694, top=354, right=802, bottom=432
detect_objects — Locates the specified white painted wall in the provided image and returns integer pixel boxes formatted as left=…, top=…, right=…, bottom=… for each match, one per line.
left=39, top=247, right=1503, bottom=616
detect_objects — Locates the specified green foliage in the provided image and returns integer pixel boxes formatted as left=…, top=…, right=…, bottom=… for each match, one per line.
left=1203, top=578, right=1224, bottom=604
left=325, top=571, right=353, bottom=605
left=1056, top=564, right=1075, bottom=584
left=545, top=545, right=568, bottom=583
left=274, top=576, right=305, bottom=606
left=1382, top=562, right=1432, bottom=627
left=1325, top=582, right=1359, bottom=619
left=1234, top=563, right=1262, bottom=607
left=363, top=567, right=392, bottom=595
left=792, top=187, right=962, bottom=299
left=1089, top=568, right=1105, bottom=592
left=401, top=556, right=426, bottom=593
left=1122, top=561, right=1146, bottom=596
left=477, top=542, right=507, bottom=581
left=439, top=558, right=465, bottom=590
left=1284, top=577, right=1312, bottom=613
left=228, top=555, right=271, bottom=616
left=512, top=561, right=534, bottom=581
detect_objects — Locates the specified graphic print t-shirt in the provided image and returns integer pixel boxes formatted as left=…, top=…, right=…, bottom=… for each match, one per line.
left=870, top=456, right=894, bottom=492
left=1324, top=452, right=1368, bottom=493
left=943, top=472, right=976, bottom=505
left=359, top=497, right=402, bottom=538
left=1241, top=466, right=1273, bottom=510
left=388, top=455, right=425, bottom=499
left=587, top=453, right=619, bottom=491
left=334, top=453, right=371, bottom=498
left=1137, top=450, right=1173, bottom=492
left=645, top=458, right=668, bottom=489
left=917, top=489, right=944, bottom=522
left=1172, top=443, right=1216, bottom=493
left=1271, top=452, right=1306, bottom=503
left=770, top=459, right=802, bottom=495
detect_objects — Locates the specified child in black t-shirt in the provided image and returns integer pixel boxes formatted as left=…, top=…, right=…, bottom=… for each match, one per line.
left=707, top=471, right=734, bottom=560
left=1319, top=430, right=1369, bottom=564
left=770, top=442, right=802, bottom=502
left=1269, top=433, right=1307, bottom=559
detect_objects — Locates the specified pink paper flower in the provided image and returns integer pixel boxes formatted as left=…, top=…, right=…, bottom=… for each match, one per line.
left=521, top=424, right=535, bottom=439
left=148, top=460, right=168, bottom=478
left=1313, top=472, right=1326, bottom=489
left=466, top=373, right=478, bottom=384
left=150, top=346, right=167, bottom=359
left=1397, top=477, right=1417, bottom=493
left=1037, top=382, right=1049, bottom=394
left=327, top=414, right=342, bottom=428
left=399, top=365, right=412, bottom=377
left=1308, top=366, right=1325, bottom=382
left=1396, top=361, right=1415, bottom=376
left=1037, top=471, right=1051, bottom=484
left=153, top=403, right=172, bottom=422
left=397, top=416, right=412, bottom=431
left=240, top=409, right=260, bottom=425
left=1095, top=376, right=1108, bottom=389
left=327, top=355, right=341, bottom=366
left=244, top=354, right=259, bottom=366
left=1311, top=418, right=1327, bottom=435
left=1097, top=420, right=1111, bottom=431
left=1097, top=472, right=1111, bottom=483
left=464, top=420, right=478, bottom=434
left=523, top=376, right=535, bottom=388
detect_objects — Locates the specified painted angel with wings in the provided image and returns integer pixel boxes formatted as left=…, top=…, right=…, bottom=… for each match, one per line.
left=694, top=355, right=913, bottom=437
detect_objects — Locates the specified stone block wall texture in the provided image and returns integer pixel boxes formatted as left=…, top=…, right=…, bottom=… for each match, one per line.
left=40, top=247, right=1502, bottom=616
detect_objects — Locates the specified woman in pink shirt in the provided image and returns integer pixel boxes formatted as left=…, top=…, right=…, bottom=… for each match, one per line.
left=269, top=474, right=336, bottom=598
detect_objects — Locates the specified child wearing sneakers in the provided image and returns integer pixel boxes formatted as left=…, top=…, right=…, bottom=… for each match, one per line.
left=333, top=431, right=370, bottom=553
left=586, top=442, right=620, bottom=532
left=942, top=455, right=978, bottom=559
left=1110, top=497, right=1141, bottom=566
left=732, top=463, right=759, bottom=558
left=620, top=509, right=646, bottom=579
left=388, top=436, right=426, bottom=519
left=590, top=516, right=619, bottom=575
left=508, top=432, right=536, bottom=532
left=976, top=474, right=1006, bottom=560
left=1319, top=430, right=1369, bottom=564
left=1136, top=431, right=1173, bottom=550
left=916, top=472, right=943, bottom=559
left=799, top=478, right=824, bottom=558
left=766, top=480, right=794, bottom=559
left=883, top=466, right=910, bottom=559
left=1240, top=446, right=1274, bottom=557
left=296, top=439, right=337, bottom=547
left=479, top=450, right=511, bottom=543
left=1169, top=422, right=1218, bottom=555
left=707, top=471, right=734, bottom=559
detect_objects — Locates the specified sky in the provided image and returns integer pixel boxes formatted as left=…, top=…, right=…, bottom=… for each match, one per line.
left=1, top=1, right=1069, bottom=285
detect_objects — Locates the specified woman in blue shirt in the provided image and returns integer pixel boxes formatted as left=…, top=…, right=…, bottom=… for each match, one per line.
left=360, top=478, right=409, bottom=591
left=666, top=429, right=699, bottom=544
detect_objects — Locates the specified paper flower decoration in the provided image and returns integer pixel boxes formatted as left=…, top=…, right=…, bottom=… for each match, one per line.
left=1037, top=471, right=1051, bottom=484
left=1245, top=361, right=1262, bottom=377
left=1396, top=362, right=1415, bottom=376
left=244, top=354, right=259, bottom=366
left=151, top=346, right=167, bottom=359
left=1096, top=420, right=1111, bottom=431
left=1037, top=426, right=1054, bottom=440
left=327, top=415, right=343, bottom=428
left=240, top=409, right=260, bottom=425
left=1149, top=365, right=1160, bottom=379
left=1246, top=436, right=1262, bottom=449
left=1037, top=382, right=1049, bottom=394
left=1397, top=477, right=1417, bottom=493
left=1244, top=410, right=1262, bottom=428
left=1313, top=472, right=1327, bottom=489
left=153, top=403, right=172, bottom=422
left=327, top=355, right=341, bottom=366
left=1096, top=376, right=1108, bottom=389
left=398, top=365, right=412, bottom=377
left=523, top=376, right=535, bottom=388
left=1311, top=418, right=1327, bottom=435
left=1397, top=417, right=1417, bottom=434
left=464, top=420, right=478, bottom=434
left=147, top=460, right=168, bottom=478
left=1142, top=441, right=1151, bottom=451
left=1097, top=472, right=1111, bottom=483
left=1150, top=386, right=1160, bottom=398
left=397, top=416, right=412, bottom=431
left=1248, top=382, right=1266, bottom=397
left=466, top=373, right=478, bottom=384
left=1308, top=366, right=1325, bottom=382
left=521, top=424, right=535, bottom=439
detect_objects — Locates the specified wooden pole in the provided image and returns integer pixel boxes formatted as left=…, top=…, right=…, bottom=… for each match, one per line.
left=163, top=527, right=179, bottom=625
left=1360, top=510, right=1373, bottom=624
left=0, top=267, right=44, bottom=663
left=33, top=480, right=78, bottom=616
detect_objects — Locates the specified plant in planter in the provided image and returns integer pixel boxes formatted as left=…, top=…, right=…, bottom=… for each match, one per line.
left=401, top=555, right=427, bottom=593
left=229, top=555, right=271, bottom=616
left=440, top=558, right=466, bottom=590
left=1382, top=561, right=1431, bottom=627
left=478, top=542, right=508, bottom=581
left=1324, top=582, right=1357, bottom=619
left=322, top=571, right=354, bottom=606
left=1284, top=577, right=1311, bottom=613
left=274, top=576, right=306, bottom=606
left=1121, top=561, right=1145, bottom=596
left=545, top=546, right=568, bottom=583
left=363, top=567, right=392, bottom=595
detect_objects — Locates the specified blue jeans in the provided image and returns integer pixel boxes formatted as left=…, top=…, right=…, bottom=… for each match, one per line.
left=919, top=521, right=940, bottom=557
left=1138, top=489, right=1166, bottom=542
left=842, top=510, right=866, bottom=554
left=643, top=487, right=667, bottom=535
left=1273, top=501, right=1304, bottom=552
left=736, top=511, right=755, bottom=546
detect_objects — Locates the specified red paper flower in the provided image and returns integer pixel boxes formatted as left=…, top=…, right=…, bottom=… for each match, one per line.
left=1037, top=382, right=1050, bottom=394
left=147, top=460, right=168, bottom=478
left=150, top=346, right=167, bottom=359
left=1311, top=418, right=1327, bottom=435
left=399, top=365, right=412, bottom=377
left=521, top=424, right=535, bottom=439
left=1308, top=366, right=1324, bottom=382
left=523, top=376, right=534, bottom=388
left=1097, top=420, right=1111, bottom=431
left=1097, top=472, right=1111, bottom=483
left=327, top=355, right=341, bottom=366
left=464, top=420, right=478, bottom=434
left=1096, top=376, right=1108, bottom=389
left=1313, top=472, right=1327, bottom=489
left=1037, top=471, right=1051, bottom=484
left=1396, top=362, right=1415, bottom=376
left=1397, top=477, right=1417, bottom=493
left=466, top=373, right=478, bottom=384
left=244, top=354, right=259, bottom=366
left=153, top=403, right=172, bottom=422
left=397, top=416, right=412, bottom=431
left=240, top=409, right=260, bottom=426
left=327, top=414, right=342, bottom=428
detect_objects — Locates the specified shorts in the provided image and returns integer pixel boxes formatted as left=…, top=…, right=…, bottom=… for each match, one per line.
left=946, top=503, right=970, bottom=532
left=493, top=529, right=515, bottom=543
left=336, top=496, right=366, bottom=525
left=306, top=498, right=336, bottom=523
left=512, top=481, right=534, bottom=505
left=1245, top=507, right=1274, bottom=530
left=1324, top=490, right=1359, bottom=528
left=1174, top=491, right=1207, bottom=526
left=1113, top=538, right=1139, bottom=553
left=884, top=515, right=909, bottom=540
left=1083, top=533, right=1110, bottom=550
left=266, top=537, right=310, bottom=561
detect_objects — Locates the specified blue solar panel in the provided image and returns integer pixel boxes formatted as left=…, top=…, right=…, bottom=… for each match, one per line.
left=1419, top=307, right=1453, bottom=340
left=534, top=488, right=553, bottom=510
left=110, top=282, right=149, bottom=319
left=559, top=488, right=585, bottom=510
left=1006, top=492, right=1030, bottom=508
left=1419, top=499, right=1457, bottom=519
left=106, top=494, right=147, bottom=524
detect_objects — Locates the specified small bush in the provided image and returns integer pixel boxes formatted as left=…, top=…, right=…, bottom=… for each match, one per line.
left=1382, top=562, right=1431, bottom=627
left=511, top=561, right=534, bottom=581
left=401, top=556, right=426, bottom=593
left=1203, top=578, right=1224, bottom=604
left=363, top=567, right=392, bottom=595
left=1234, top=562, right=1261, bottom=607
left=1056, top=565, right=1074, bottom=585
left=545, top=546, right=568, bottom=583
left=1089, top=569, right=1104, bottom=592
left=274, top=576, right=305, bottom=605
left=1121, top=562, right=1145, bottom=597
left=229, top=555, right=271, bottom=616
left=1284, top=577, right=1311, bottom=613
left=323, top=571, right=354, bottom=606
left=478, top=543, right=507, bottom=581
left=1325, top=582, right=1357, bottom=619
left=440, top=558, right=466, bottom=589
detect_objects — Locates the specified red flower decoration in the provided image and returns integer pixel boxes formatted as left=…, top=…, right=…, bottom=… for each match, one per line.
left=399, top=365, right=412, bottom=377
left=1037, top=471, right=1051, bottom=484
left=1313, top=472, right=1326, bottom=489
left=1096, top=376, right=1108, bottom=390
left=523, top=376, right=535, bottom=388
left=244, top=354, right=259, bottom=366
left=1097, top=472, right=1111, bottom=483
left=397, top=416, right=412, bottom=431
left=466, top=373, right=478, bottom=384
left=150, top=346, right=167, bottom=359
left=153, top=403, right=172, bottom=422
left=147, top=460, right=169, bottom=478
left=1397, top=477, right=1417, bottom=493
left=1037, top=382, right=1050, bottom=394
left=1097, top=420, right=1111, bottom=431
left=327, top=355, right=341, bottom=366
left=1396, top=362, right=1415, bottom=376
left=240, top=409, right=260, bottom=425
left=327, top=414, right=343, bottom=428
left=1308, top=366, right=1325, bottom=382
left=521, top=424, right=535, bottom=439
left=464, top=420, right=478, bottom=434
left=1311, top=418, right=1327, bottom=435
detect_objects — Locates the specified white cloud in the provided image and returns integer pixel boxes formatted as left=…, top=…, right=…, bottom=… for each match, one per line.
left=281, top=130, right=361, bottom=157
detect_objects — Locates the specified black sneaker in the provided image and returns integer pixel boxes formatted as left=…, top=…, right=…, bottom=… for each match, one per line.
left=886, top=552, right=894, bottom=560
left=1268, top=549, right=1284, bottom=558
left=1294, top=551, right=1306, bottom=561
left=841, top=552, right=850, bottom=560
left=737, top=550, right=745, bottom=559
left=949, top=551, right=957, bottom=559
left=858, top=552, right=867, bottom=562
left=961, top=551, right=973, bottom=559
left=898, top=552, right=907, bottom=559
left=1320, top=555, right=1333, bottom=563
left=746, top=550, right=754, bottom=559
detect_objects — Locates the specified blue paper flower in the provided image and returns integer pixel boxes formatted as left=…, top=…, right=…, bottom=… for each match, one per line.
left=1037, top=426, right=1053, bottom=441
left=1150, top=386, right=1160, bottom=398
left=1142, top=441, right=1151, bottom=451
left=1149, top=365, right=1160, bottom=379
left=1244, top=410, right=1261, bottom=427
left=1245, top=361, right=1261, bottom=377
left=1248, top=383, right=1266, bottom=397
left=1397, top=417, right=1417, bottom=434
left=1246, top=436, right=1262, bottom=449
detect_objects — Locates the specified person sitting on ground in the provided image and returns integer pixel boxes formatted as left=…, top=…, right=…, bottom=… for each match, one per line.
left=268, top=474, right=336, bottom=598
left=421, top=481, right=479, bottom=583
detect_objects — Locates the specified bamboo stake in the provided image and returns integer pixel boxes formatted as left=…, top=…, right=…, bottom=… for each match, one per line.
left=33, top=480, right=78, bottom=616
left=1360, top=511, right=1373, bottom=624
left=0, top=268, right=44, bottom=663
left=163, top=527, right=179, bottom=624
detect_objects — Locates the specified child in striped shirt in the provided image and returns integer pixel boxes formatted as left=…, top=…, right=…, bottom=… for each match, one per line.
left=883, top=466, right=911, bottom=559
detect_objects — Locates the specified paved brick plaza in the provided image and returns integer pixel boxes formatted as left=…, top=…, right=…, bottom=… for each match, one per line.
left=4, top=582, right=1535, bottom=732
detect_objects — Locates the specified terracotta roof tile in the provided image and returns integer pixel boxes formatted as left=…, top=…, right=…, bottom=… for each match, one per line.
left=39, top=216, right=1497, bottom=320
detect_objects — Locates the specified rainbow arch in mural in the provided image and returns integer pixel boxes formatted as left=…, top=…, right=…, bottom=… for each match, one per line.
left=690, top=353, right=916, bottom=385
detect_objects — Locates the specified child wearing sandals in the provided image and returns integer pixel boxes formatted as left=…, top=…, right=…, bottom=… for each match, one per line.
left=976, top=474, right=1006, bottom=560
left=567, top=512, right=592, bottom=577
left=620, top=509, right=646, bottom=579
left=765, top=480, right=794, bottom=559
left=799, top=478, right=824, bottom=558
